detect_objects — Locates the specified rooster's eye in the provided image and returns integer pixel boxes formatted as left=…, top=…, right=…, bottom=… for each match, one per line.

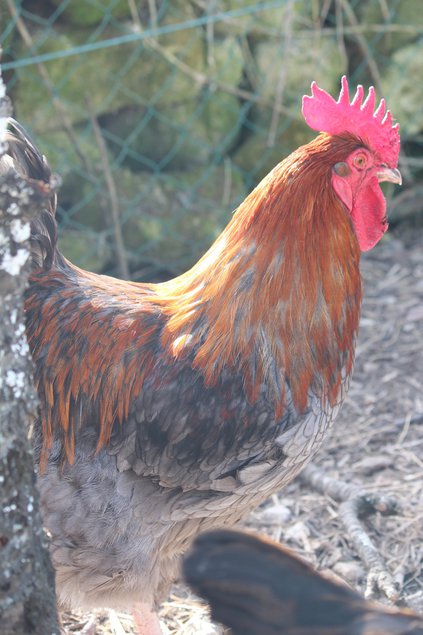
left=353, top=154, right=367, bottom=169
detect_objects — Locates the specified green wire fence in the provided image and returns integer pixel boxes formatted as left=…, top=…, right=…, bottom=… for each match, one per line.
left=1, top=0, right=422, bottom=280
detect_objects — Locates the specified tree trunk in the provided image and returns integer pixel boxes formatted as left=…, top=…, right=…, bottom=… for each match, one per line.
left=0, top=83, right=60, bottom=634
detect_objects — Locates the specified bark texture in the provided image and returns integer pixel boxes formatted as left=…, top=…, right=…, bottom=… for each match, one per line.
left=0, top=92, right=59, bottom=634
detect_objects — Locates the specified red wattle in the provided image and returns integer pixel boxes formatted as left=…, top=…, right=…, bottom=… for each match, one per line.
left=332, top=174, right=388, bottom=252
left=350, top=177, right=388, bottom=251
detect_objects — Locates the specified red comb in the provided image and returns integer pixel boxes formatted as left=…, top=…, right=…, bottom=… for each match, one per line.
left=302, top=75, right=400, bottom=167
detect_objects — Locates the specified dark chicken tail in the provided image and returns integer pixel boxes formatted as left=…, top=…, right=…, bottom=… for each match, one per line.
left=183, top=529, right=423, bottom=635
left=0, top=118, right=59, bottom=270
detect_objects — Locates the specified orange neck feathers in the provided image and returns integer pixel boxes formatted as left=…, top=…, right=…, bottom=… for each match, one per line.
left=158, top=133, right=362, bottom=415
left=28, top=134, right=363, bottom=467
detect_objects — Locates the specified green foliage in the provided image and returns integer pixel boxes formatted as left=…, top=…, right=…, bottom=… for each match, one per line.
left=381, top=40, right=423, bottom=136
left=359, top=0, right=423, bottom=54
left=2, top=0, right=420, bottom=278
left=49, top=0, right=133, bottom=26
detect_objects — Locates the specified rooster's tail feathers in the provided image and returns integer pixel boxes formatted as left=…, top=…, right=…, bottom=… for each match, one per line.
left=1, top=118, right=58, bottom=270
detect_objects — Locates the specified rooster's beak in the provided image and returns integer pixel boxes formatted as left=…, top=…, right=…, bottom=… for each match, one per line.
left=376, top=167, right=402, bottom=186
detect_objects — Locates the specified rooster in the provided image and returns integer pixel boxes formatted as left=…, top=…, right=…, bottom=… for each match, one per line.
left=3, top=77, right=401, bottom=634
left=184, top=529, right=423, bottom=635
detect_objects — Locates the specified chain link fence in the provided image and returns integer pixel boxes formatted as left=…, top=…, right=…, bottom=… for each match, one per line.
left=1, top=0, right=422, bottom=280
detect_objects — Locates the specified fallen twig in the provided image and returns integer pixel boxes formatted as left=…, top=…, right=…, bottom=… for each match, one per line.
left=108, top=609, right=127, bottom=635
left=395, top=412, right=423, bottom=427
left=79, top=616, right=98, bottom=635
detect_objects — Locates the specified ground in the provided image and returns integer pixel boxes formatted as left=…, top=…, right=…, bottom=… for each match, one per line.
left=61, top=227, right=423, bottom=634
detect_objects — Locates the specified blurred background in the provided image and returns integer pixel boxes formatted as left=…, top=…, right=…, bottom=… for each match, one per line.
left=1, top=0, right=421, bottom=281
